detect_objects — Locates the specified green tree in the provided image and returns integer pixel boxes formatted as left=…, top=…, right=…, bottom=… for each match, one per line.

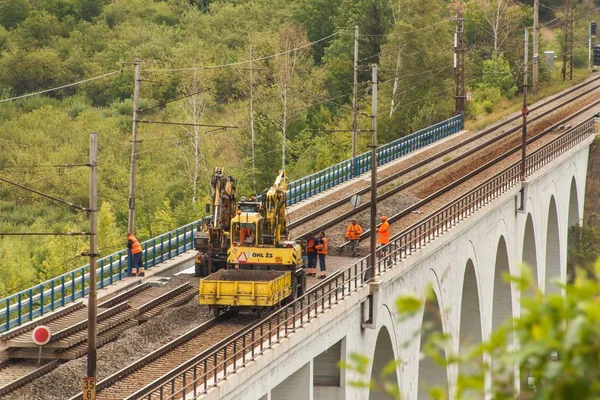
left=0, top=0, right=29, bottom=29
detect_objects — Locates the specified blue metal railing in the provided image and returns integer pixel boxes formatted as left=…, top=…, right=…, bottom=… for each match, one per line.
left=286, top=115, right=463, bottom=205
left=0, top=115, right=462, bottom=333
left=0, top=219, right=200, bottom=333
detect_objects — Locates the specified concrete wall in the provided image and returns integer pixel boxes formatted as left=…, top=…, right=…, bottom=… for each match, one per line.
left=201, top=137, right=592, bottom=400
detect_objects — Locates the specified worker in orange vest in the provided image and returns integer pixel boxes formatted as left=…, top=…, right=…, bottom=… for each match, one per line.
left=377, top=216, right=390, bottom=259
left=315, top=231, right=328, bottom=279
left=345, top=219, right=364, bottom=257
left=239, top=226, right=252, bottom=244
left=306, top=233, right=317, bottom=276
left=127, top=233, right=144, bottom=277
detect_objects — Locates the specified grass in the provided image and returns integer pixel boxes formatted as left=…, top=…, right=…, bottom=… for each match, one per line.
left=464, top=68, right=592, bottom=132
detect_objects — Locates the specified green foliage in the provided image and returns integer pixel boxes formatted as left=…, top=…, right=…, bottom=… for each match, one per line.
left=0, top=0, right=594, bottom=299
left=567, top=224, right=600, bottom=281
left=0, top=0, right=29, bottom=29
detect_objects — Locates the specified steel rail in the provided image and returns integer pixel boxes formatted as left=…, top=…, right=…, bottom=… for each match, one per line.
left=338, top=100, right=600, bottom=248
left=136, top=282, right=193, bottom=315
left=290, top=77, right=600, bottom=236
left=67, top=313, right=239, bottom=400
left=0, top=301, right=84, bottom=342
left=127, top=269, right=342, bottom=399
left=0, top=360, right=60, bottom=396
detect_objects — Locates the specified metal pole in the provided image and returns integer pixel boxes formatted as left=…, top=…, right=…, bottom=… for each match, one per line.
left=369, top=64, right=378, bottom=281
left=127, top=58, right=141, bottom=235
left=589, top=23, right=592, bottom=71
left=521, top=29, right=529, bottom=182
left=87, top=132, right=98, bottom=379
left=532, top=0, right=539, bottom=94
left=454, top=13, right=465, bottom=115
left=352, top=25, right=359, bottom=175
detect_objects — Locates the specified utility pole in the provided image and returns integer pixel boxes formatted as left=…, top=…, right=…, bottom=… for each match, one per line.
left=454, top=12, right=465, bottom=116
left=369, top=63, right=378, bottom=282
left=86, top=132, right=98, bottom=391
left=532, top=0, right=539, bottom=94
left=589, top=22, right=593, bottom=71
left=562, top=0, right=574, bottom=81
left=352, top=25, right=359, bottom=176
left=521, top=29, right=529, bottom=182
left=128, top=58, right=141, bottom=234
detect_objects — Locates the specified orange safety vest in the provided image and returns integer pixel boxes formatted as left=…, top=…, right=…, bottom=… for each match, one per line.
left=377, top=221, right=390, bottom=244
left=316, top=237, right=328, bottom=255
left=307, top=238, right=316, bottom=253
left=346, top=223, right=363, bottom=240
left=240, top=228, right=251, bottom=243
left=128, top=234, right=142, bottom=254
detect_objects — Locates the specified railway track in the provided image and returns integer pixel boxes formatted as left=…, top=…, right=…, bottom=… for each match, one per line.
left=335, top=99, right=600, bottom=249
left=67, top=313, right=254, bottom=400
left=0, top=279, right=196, bottom=396
left=5, top=78, right=599, bottom=399
left=289, top=76, right=600, bottom=247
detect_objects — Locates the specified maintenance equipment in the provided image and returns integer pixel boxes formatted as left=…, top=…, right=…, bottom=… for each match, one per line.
left=193, top=167, right=237, bottom=277
left=199, top=170, right=306, bottom=317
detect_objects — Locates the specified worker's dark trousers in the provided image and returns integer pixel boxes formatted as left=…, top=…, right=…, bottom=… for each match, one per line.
left=307, top=252, right=317, bottom=269
left=318, top=254, right=326, bottom=273
left=129, top=252, right=143, bottom=276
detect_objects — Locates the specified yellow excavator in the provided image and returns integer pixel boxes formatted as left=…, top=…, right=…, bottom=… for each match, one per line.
left=199, top=170, right=306, bottom=316
left=193, top=167, right=236, bottom=277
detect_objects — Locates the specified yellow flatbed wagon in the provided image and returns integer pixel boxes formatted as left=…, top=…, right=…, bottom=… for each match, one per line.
left=199, top=270, right=292, bottom=317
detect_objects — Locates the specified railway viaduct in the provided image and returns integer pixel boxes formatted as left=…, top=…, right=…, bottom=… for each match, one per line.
left=199, top=125, right=592, bottom=400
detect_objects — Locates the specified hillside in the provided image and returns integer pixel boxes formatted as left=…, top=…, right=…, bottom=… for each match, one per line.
left=0, top=0, right=599, bottom=296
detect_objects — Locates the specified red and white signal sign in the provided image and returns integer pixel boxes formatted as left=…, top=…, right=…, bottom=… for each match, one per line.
left=32, top=325, right=51, bottom=346
left=237, top=252, right=248, bottom=263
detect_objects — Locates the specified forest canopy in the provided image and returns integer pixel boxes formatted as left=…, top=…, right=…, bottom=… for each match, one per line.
left=0, top=0, right=599, bottom=296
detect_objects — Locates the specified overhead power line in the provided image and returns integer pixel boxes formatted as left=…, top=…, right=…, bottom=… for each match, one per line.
left=0, top=175, right=88, bottom=212
left=0, top=70, right=122, bottom=104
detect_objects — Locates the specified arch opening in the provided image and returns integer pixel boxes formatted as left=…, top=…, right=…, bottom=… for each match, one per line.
left=459, top=259, right=482, bottom=348
left=492, top=236, right=513, bottom=332
left=369, top=326, right=397, bottom=400
left=568, top=177, right=580, bottom=228
left=417, top=290, right=447, bottom=399
left=522, top=213, right=538, bottom=291
left=567, top=177, right=580, bottom=283
left=545, top=196, right=561, bottom=293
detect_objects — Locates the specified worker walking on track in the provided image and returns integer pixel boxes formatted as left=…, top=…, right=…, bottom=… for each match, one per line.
left=345, top=219, right=364, bottom=257
left=127, top=233, right=144, bottom=277
left=306, top=233, right=317, bottom=276
left=315, top=231, right=328, bottom=279
left=377, top=216, right=391, bottom=262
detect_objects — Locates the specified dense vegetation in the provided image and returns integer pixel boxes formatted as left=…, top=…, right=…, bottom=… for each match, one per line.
left=0, top=0, right=599, bottom=296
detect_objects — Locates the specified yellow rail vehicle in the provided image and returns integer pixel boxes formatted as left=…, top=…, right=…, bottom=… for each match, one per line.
left=199, top=170, right=307, bottom=317
left=199, top=270, right=291, bottom=317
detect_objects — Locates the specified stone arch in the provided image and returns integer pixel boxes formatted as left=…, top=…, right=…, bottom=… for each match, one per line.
left=492, top=236, right=513, bottom=332
left=522, top=213, right=538, bottom=289
left=417, top=288, right=447, bottom=399
left=459, top=259, right=482, bottom=349
left=370, top=326, right=398, bottom=400
left=545, top=196, right=561, bottom=293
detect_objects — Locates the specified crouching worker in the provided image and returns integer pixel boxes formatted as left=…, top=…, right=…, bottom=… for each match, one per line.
left=127, top=233, right=144, bottom=277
